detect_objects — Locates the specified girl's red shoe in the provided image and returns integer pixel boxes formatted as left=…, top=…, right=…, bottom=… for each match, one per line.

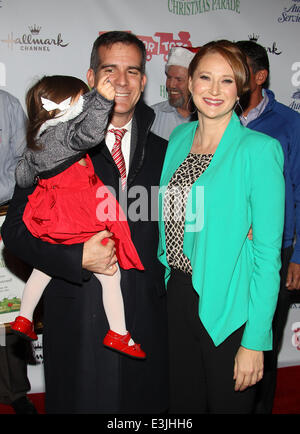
left=103, top=330, right=146, bottom=359
left=10, top=316, right=38, bottom=341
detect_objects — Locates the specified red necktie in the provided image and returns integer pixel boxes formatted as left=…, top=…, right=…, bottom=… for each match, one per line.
left=109, top=128, right=127, bottom=190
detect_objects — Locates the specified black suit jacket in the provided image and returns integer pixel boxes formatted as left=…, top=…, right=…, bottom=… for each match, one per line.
left=1, top=99, right=169, bottom=414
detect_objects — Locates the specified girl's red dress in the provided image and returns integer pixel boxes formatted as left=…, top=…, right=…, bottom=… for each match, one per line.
left=22, top=154, right=144, bottom=271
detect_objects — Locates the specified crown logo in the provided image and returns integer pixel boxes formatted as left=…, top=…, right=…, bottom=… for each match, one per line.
left=248, top=33, right=259, bottom=42
left=29, top=25, right=41, bottom=35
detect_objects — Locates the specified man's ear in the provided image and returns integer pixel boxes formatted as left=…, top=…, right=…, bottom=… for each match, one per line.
left=255, top=69, right=268, bottom=86
left=141, top=74, right=147, bottom=92
left=86, top=68, right=95, bottom=89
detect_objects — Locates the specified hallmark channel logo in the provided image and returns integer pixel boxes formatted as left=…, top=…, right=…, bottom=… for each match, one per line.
left=248, top=34, right=282, bottom=56
left=99, top=31, right=193, bottom=61
left=278, top=0, right=300, bottom=23
left=1, top=24, right=70, bottom=52
left=167, top=0, right=240, bottom=16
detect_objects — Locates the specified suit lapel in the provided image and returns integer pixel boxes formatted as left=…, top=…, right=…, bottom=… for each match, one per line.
left=129, top=116, right=137, bottom=169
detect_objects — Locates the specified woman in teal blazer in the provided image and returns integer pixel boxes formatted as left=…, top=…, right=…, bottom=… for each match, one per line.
left=158, top=40, right=285, bottom=413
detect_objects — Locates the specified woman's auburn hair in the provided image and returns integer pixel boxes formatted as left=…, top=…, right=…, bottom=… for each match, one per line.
left=188, top=40, right=250, bottom=97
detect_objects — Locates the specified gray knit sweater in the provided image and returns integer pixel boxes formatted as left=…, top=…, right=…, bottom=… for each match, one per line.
left=15, top=89, right=113, bottom=188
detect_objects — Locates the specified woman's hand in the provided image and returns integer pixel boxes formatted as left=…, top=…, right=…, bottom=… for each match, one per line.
left=233, top=346, right=264, bottom=391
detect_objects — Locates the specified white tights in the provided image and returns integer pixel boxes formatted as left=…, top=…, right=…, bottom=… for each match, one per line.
left=19, top=266, right=133, bottom=343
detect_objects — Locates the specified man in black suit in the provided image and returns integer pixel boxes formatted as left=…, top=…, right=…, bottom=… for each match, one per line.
left=1, top=31, right=168, bottom=414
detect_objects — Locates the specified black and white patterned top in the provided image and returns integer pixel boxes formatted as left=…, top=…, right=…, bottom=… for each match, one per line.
left=164, top=152, right=213, bottom=274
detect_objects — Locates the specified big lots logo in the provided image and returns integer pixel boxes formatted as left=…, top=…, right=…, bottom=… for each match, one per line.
left=98, top=31, right=193, bottom=61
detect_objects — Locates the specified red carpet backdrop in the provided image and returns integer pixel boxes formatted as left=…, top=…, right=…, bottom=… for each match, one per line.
left=0, top=0, right=299, bottom=397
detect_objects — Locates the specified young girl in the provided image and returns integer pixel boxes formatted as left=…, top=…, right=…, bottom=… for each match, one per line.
left=10, top=75, right=146, bottom=359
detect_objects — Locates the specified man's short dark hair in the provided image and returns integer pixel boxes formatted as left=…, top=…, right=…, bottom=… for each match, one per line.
left=235, top=40, right=270, bottom=88
left=90, top=31, right=147, bottom=75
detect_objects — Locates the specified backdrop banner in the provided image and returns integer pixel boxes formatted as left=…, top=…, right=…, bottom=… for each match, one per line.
left=0, top=0, right=299, bottom=392
left=0, top=0, right=299, bottom=110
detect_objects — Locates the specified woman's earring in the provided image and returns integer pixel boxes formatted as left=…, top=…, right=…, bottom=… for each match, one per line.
left=233, top=98, right=243, bottom=115
left=188, top=94, right=198, bottom=115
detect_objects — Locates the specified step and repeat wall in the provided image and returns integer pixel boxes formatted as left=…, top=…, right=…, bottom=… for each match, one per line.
left=0, top=0, right=299, bottom=392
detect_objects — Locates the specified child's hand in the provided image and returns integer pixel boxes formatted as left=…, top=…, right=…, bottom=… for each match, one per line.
left=97, top=75, right=115, bottom=101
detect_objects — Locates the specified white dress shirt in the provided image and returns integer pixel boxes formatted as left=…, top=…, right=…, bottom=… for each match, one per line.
left=151, top=100, right=192, bottom=141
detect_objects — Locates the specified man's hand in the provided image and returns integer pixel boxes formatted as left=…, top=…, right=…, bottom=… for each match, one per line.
left=286, top=262, right=300, bottom=290
left=233, top=346, right=264, bottom=392
left=82, top=230, right=117, bottom=275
